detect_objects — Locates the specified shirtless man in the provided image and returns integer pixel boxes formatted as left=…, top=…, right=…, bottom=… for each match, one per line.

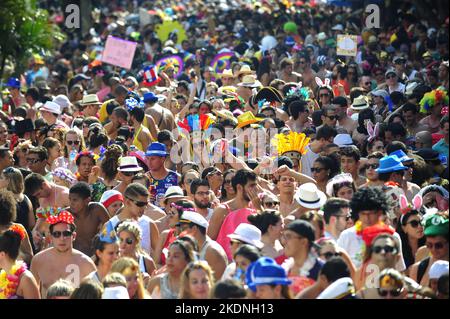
left=278, top=58, right=302, bottom=83
left=24, top=173, right=70, bottom=251
left=104, top=107, right=129, bottom=140
left=68, top=182, right=110, bottom=256
left=296, top=52, right=317, bottom=91
left=143, top=92, right=175, bottom=131
left=30, top=211, right=96, bottom=298
left=276, top=174, right=301, bottom=218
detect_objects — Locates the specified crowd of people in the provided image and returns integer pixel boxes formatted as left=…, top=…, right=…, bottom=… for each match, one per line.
left=0, top=0, right=449, bottom=300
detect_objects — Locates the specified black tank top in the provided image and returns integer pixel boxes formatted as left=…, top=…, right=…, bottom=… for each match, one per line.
left=15, top=195, right=32, bottom=232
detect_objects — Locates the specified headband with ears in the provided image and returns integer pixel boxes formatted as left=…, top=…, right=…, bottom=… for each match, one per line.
left=315, top=76, right=331, bottom=88
left=399, top=194, right=423, bottom=224
left=366, top=120, right=380, bottom=142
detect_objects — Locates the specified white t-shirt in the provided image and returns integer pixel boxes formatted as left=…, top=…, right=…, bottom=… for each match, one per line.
left=337, top=225, right=406, bottom=271
left=301, top=145, right=319, bottom=177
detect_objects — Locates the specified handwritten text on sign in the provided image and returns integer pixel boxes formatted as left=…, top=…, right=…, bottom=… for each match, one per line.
left=102, top=36, right=137, bottom=69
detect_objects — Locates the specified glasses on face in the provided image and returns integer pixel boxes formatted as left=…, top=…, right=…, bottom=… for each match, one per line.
left=372, top=245, right=398, bottom=255
left=51, top=230, right=73, bottom=238
left=26, top=158, right=42, bottom=164
left=386, top=74, right=396, bottom=79
left=366, top=163, right=379, bottom=170
left=378, top=288, right=403, bottom=297
left=311, top=167, right=325, bottom=173
left=224, top=178, right=233, bottom=185
left=336, top=214, right=351, bottom=221
left=320, top=93, right=330, bottom=98
left=66, top=140, right=80, bottom=146
left=120, top=237, right=134, bottom=245
left=320, top=252, right=341, bottom=260
left=426, top=242, right=446, bottom=250
left=299, top=60, right=306, bottom=64
left=364, top=82, right=371, bottom=86
left=406, top=220, right=422, bottom=228
left=126, top=196, right=148, bottom=208
left=264, top=201, right=280, bottom=208
left=326, top=115, right=338, bottom=121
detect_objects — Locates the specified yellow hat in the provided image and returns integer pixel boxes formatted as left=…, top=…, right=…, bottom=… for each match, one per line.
left=236, top=64, right=255, bottom=77
left=213, top=109, right=238, bottom=126
left=236, top=111, right=263, bottom=129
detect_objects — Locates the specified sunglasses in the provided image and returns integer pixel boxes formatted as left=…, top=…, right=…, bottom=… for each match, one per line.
left=26, top=158, right=42, bottom=164
left=386, top=74, right=396, bottom=79
left=426, top=242, right=446, bottom=250
left=378, top=288, right=403, bottom=297
left=320, top=93, right=330, bottom=98
left=326, top=115, right=338, bottom=120
left=121, top=171, right=135, bottom=177
left=311, top=167, right=326, bottom=173
left=364, top=82, right=371, bottom=86
left=67, top=140, right=80, bottom=146
left=264, top=201, right=280, bottom=208
left=372, top=245, right=398, bottom=254
left=120, top=237, right=134, bottom=245
left=406, top=220, right=422, bottom=228
left=336, top=214, right=351, bottom=221
left=321, top=252, right=341, bottom=260
left=366, top=163, right=379, bottom=170
left=230, top=239, right=243, bottom=245
left=299, top=61, right=306, bottom=64
left=127, top=197, right=148, bottom=208
left=51, top=230, right=73, bottom=238
left=224, top=179, right=233, bottom=185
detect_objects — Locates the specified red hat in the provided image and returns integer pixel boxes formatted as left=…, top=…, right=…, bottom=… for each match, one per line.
left=362, top=224, right=395, bottom=247
left=46, top=211, right=75, bottom=226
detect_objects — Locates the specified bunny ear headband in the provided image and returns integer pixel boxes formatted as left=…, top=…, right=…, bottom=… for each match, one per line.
left=366, top=120, right=380, bottom=142
left=315, top=76, right=332, bottom=89
left=399, top=194, right=423, bottom=224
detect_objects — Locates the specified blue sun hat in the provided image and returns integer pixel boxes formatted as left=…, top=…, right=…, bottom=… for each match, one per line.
left=376, top=155, right=408, bottom=174
left=145, top=142, right=168, bottom=157
left=245, top=257, right=292, bottom=292
left=389, top=149, right=413, bottom=164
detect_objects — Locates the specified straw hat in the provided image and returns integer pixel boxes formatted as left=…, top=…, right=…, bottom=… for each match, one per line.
left=80, top=94, right=102, bottom=106
left=236, top=64, right=255, bottom=77
left=350, top=95, right=369, bottom=111
left=237, top=75, right=261, bottom=88
left=213, top=109, right=238, bottom=125
left=218, top=69, right=235, bottom=79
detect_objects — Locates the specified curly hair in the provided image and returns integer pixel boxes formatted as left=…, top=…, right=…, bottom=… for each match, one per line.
left=101, top=144, right=123, bottom=181
left=350, top=187, right=389, bottom=220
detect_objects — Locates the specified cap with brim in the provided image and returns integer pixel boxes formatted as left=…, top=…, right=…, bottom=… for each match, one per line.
left=385, top=69, right=397, bottom=77
left=428, top=260, right=449, bottom=279
left=179, top=211, right=209, bottom=229
left=371, top=89, right=389, bottom=99
left=423, top=214, right=449, bottom=237
left=285, top=220, right=316, bottom=243
left=376, top=155, right=408, bottom=174
left=333, top=134, right=354, bottom=147
left=227, top=224, right=264, bottom=249
left=317, top=277, right=355, bottom=299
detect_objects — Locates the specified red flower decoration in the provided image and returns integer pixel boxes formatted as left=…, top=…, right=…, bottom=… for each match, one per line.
left=384, top=181, right=400, bottom=188
left=9, top=225, right=26, bottom=241
left=361, top=224, right=395, bottom=247
left=46, top=211, right=75, bottom=226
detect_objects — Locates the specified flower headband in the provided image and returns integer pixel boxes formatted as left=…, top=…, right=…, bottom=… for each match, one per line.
left=399, top=194, right=423, bottom=224
left=75, top=150, right=99, bottom=163
left=286, top=82, right=310, bottom=101
left=9, top=224, right=26, bottom=240
left=46, top=211, right=75, bottom=226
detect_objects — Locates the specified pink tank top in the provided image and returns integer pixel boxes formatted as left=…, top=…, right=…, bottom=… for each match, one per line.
left=216, top=206, right=256, bottom=261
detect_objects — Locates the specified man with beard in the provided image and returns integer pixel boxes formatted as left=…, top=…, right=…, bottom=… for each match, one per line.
left=208, top=169, right=263, bottom=261
left=67, top=182, right=110, bottom=256
left=30, top=211, right=96, bottom=298
left=190, top=178, right=215, bottom=221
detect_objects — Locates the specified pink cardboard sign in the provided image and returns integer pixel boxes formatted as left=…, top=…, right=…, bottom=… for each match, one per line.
left=102, top=36, right=137, bottom=69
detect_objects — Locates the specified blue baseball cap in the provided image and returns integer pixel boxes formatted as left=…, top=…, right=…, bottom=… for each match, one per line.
left=143, top=92, right=158, bottom=104
left=389, top=149, right=413, bottom=164
left=376, top=155, right=408, bottom=174
left=145, top=142, right=168, bottom=157
left=6, top=77, right=20, bottom=89
left=245, top=257, right=292, bottom=292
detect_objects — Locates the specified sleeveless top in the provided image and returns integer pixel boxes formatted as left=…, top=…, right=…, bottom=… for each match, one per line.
left=417, top=256, right=431, bottom=284
left=132, top=125, right=144, bottom=151
left=148, top=171, right=178, bottom=208
left=15, top=195, right=31, bottom=232
left=138, top=254, right=148, bottom=274
left=160, top=273, right=179, bottom=299
left=283, top=254, right=324, bottom=296
left=215, top=205, right=256, bottom=261
left=109, top=215, right=152, bottom=255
